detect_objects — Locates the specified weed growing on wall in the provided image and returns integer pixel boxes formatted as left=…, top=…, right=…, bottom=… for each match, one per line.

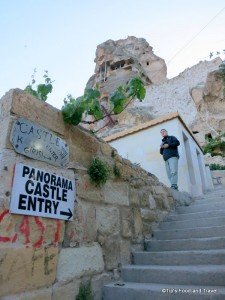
left=24, top=69, right=53, bottom=101
left=87, top=158, right=110, bottom=187
left=209, top=163, right=225, bottom=170
left=203, top=132, right=225, bottom=157
left=113, top=164, right=121, bottom=178
left=76, top=282, right=93, bottom=300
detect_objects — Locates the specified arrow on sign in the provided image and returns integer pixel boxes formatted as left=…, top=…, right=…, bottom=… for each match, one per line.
left=60, top=208, right=73, bottom=220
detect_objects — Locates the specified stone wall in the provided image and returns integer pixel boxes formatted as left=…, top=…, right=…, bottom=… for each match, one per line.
left=211, top=170, right=225, bottom=186
left=0, top=89, right=179, bottom=299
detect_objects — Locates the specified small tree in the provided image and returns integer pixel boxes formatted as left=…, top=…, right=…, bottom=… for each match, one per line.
left=61, top=77, right=146, bottom=129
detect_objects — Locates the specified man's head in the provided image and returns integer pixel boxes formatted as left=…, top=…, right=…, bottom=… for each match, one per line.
left=160, top=129, right=168, bottom=138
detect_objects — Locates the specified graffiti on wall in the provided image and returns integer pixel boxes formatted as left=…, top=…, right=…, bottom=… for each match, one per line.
left=0, top=209, right=62, bottom=247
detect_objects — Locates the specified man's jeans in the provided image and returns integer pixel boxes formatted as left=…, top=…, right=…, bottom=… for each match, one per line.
left=165, top=157, right=178, bottom=187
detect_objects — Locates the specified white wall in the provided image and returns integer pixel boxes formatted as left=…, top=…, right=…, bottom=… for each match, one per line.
left=177, top=122, right=212, bottom=196
left=109, top=117, right=213, bottom=197
left=110, top=118, right=182, bottom=190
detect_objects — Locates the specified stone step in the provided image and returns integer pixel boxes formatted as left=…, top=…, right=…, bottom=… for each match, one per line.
left=121, top=265, right=225, bottom=286
left=153, top=225, right=225, bottom=240
left=104, top=282, right=225, bottom=300
left=166, top=210, right=225, bottom=221
left=147, top=237, right=225, bottom=251
left=194, top=190, right=225, bottom=200
left=176, top=201, right=225, bottom=213
left=133, top=249, right=225, bottom=265
left=159, top=216, right=225, bottom=230
left=192, top=196, right=225, bottom=205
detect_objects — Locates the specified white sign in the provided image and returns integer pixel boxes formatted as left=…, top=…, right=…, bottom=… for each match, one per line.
left=10, top=163, right=75, bottom=221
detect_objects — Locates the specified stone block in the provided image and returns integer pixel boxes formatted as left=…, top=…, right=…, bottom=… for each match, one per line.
left=0, top=90, right=13, bottom=120
left=56, top=243, right=104, bottom=281
left=102, top=234, right=120, bottom=270
left=2, top=288, right=52, bottom=300
left=64, top=201, right=97, bottom=247
left=154, top=194, right=171, bottom=210
left=119, top=239, right=131, bottom=265
left=120, top=208, right=132, bottom=238
left=100, top=142, right=113, bottom=158
left=119, top=163, right=138, bottom=181
left=139, top=188, right=151, bottom=207
left=142, top=222, right=153, bottom=236
left=68, top=126, right=100, bottom=168
left=91, top=273, right=112, bottom=300
left=96, top=206, right=120, bottom=235
left=132, top=208, right=143, bottom=239
left=129, top=188, right=140, bottom=206
left=76, top=174, right=105, bottom=202
left=104, top=182, right=129, bottom=206
left=0, top=116, right=15, bottom=150
left=52, top=279, right=81, bottom=300
left=141, top=209, right=158, bottom=222
left=153, top=185, right=167, bottom=195
left=148, top=194, right=157, bottom=209
left=10, top=89, right=66, bottom=136
left=0, top=246, right=58, bottom=297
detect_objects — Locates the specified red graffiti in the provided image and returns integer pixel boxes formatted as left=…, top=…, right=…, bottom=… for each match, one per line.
left=54, top=220, right=61, bottom=244
left=0, top=236, right=11, bottom=242
left=33, top=217, right=45, bottom=248
left=0, top=210, right=63, bottom=247
left=0, top=209, right=18, bottom=242
left=0, top=209, right=9, bottom=222
left=11, top=233, right=18, bottom=243
left=19, top=216, right=30, bottom=244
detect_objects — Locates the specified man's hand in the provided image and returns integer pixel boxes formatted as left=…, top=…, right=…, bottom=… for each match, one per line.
left=162, top=144, right=169, bottom=149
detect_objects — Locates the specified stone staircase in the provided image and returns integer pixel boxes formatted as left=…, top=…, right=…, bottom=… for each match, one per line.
left=103, top=188, right=225, bottom=299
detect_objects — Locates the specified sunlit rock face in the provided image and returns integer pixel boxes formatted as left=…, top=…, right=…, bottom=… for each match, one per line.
left=85, top=37, right=224, bottom=156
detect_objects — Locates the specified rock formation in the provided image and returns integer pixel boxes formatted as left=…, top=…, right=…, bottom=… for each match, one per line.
left=85, top=37, right=225, bottom=165
left=87, top=36, right=167, bottom=94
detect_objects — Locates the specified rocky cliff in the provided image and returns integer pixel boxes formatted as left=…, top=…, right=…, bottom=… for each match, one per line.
left=86, top=37, right=225, bottom=164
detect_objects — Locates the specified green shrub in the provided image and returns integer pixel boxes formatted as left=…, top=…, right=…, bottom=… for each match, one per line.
left=209, top=163, right=225, bottom=170
left=111, top=149, right=116, bottom=158
left=203, top=132, right=225, bottom=157
left=87, top=158, right=110, bottom=187
left=76, top=282, right=93, bottom=300
left=113, top=164, right=121, bottom=178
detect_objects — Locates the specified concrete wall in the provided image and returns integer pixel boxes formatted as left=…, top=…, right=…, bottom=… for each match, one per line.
left=177, top=121, right=212, bottom=196
left=109, top=118, right=213, bottom=197
left=0, top=89, right=179, bottom=300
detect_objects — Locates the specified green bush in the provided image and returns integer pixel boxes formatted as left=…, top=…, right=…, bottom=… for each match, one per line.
left=113, top=164, right=121, bottom=178
left=76, top=282, right=93, bottom=300
left=203, top=132, right=225, bottom=157
left=209, top=163, right=225, bottom=170
left=87, top=158, right=110, bottom=187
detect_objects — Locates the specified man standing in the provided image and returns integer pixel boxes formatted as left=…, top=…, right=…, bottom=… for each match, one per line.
left=160, top=129, right=180, bottom=190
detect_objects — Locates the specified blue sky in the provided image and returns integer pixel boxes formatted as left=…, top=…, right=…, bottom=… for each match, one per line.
left=0, top=0, right=225, bottom=109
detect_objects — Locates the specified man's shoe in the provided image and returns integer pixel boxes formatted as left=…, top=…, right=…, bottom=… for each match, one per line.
left=171, top=185, right=178, bottom=190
